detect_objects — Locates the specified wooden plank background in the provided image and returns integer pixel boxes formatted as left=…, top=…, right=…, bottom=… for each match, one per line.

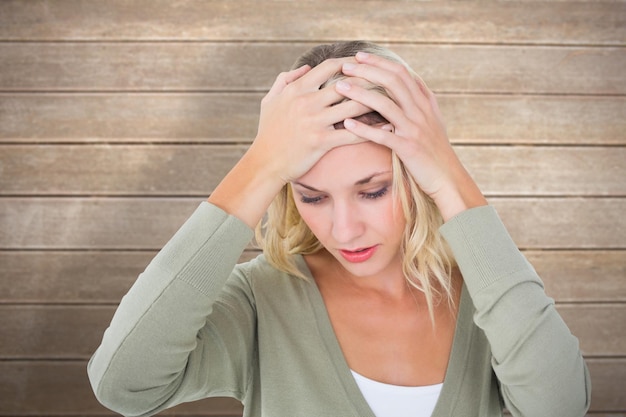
left=0, top=1, right=624, bottom=415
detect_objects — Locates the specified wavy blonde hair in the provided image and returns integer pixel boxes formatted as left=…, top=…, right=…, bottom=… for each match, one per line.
left=255, top=41, right=456, bottom=322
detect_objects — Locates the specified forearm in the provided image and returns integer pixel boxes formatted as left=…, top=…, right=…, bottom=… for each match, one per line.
left=88, top=203, right=254, bottom=416
left=441, top=206, right=591, bottom=416
left=208, top=143, right=286, bottom=229
left=431, top=159, right=487, bottom=222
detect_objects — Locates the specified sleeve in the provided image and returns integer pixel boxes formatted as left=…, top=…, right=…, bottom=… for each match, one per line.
left=440, top=205, right=592, bottom=417
left=87, top=202, right=256, bottom=417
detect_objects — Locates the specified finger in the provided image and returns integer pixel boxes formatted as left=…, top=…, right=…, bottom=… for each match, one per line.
left=343, top=63, right=425, bottom=113
left=322, top=126, right=369, bottom=149
left=335, top=80, right=412, bottom=128
left=355, top=51, right=426, bottom=90
left=341, top=118, right=399, bottom=148
left=344, top=56, right=428, bottom=110
left=294, top=57, right=357, bottom=91
left=314, top=75, right=375, bottom=109
left=265, top=65, right=312, bottom=100
left=319, top=98, right=374, bottom=127
left=285, top=64, right=312, bottom=83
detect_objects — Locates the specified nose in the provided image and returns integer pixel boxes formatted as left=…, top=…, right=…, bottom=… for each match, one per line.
left=331, top=201, right=364, bottom=244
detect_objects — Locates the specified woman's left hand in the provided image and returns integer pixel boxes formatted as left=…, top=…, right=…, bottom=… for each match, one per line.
left=337, top=52, right=487, bottom=221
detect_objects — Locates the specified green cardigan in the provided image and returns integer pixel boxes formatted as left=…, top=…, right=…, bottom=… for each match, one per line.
left=88, top=203, right=591, bottom=417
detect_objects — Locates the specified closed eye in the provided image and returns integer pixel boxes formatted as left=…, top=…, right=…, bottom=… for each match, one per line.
left=300, top=194, right=326, bottom=205
left=361, top=186, right=389, bottom=200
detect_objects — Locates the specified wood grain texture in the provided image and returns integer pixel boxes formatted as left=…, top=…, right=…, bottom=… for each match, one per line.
left=524, top=250, right=626, bottom=303
left=1, top=93, right=624, bottom=144
left=0, top=250, right=260, bottom=304
left=1, top=43, right=623, bottom=95
left=2, top=197, right=623, bottom=250
left=1, top=0, right=624, bottom=414
left=0, top=304, right=622, bottom=359
left=0, top=359, right=621, bottom=414
left=0, top=1, right=623, bottom=44
left=2, top=145, right=623, bottom=196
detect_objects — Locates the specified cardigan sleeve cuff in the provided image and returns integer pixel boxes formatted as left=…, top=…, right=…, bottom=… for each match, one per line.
left=150, top=201, right=254, bottom=297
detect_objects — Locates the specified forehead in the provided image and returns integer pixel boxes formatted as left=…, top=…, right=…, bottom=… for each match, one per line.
left=296, top=142, right=392, bottom=187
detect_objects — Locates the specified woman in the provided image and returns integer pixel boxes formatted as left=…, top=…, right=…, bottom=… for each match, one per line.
left=88, top=41, right=591, bottom=417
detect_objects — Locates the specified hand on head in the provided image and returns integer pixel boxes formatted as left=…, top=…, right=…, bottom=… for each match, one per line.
left=210, top=43, right=486, bottom=227
left=335, top=52, right=486, bottom=220
left=252, top=57, right=372, bottom=183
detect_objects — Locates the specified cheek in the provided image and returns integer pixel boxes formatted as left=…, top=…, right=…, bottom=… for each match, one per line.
left=384, top=199, right=407, bottom=236
left=295, top=203, right=328, bottom=238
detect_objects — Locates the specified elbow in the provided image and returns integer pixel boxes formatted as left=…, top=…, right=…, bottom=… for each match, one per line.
left=554, top=357, right=592, bottom=417
left=90, top=379, right=165, bottom=417
left=505, top=362, right=592, bottom=417
left=88, top=374, right=143, bottom=417
left=87, top=357, right=165, bottom=417
left=574, top=361, right=593, bottom=416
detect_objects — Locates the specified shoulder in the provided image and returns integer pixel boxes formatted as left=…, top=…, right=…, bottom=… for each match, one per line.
left=231, top=253, right=316, bottom=307
left=233, top=253, right=311, bottom=289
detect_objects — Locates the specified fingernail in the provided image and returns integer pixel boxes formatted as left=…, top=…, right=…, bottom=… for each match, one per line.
left=336, top=80, right=351, bottom=91
left=381, top=124, right=393, bottom=132
left=356, top=52, right=369, bottom=60
left=343, top=119, right=357, bottom=129
left=342, top=63, right=356, bottom=72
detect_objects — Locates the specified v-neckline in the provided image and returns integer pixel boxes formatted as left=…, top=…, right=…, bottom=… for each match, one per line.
left=294, top=254, right=475, bottom=417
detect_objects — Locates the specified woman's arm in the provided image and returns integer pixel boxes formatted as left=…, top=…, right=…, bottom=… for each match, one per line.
left=336, top=51, right=487, bottom=221
left=440, top=206, right=591, bottom=416
left=209, top=58, right=370, bottom=228
left=89, top=61, right=375, bottom=415
left=336, top=52, right=591, bottom=416
left=88, top=203, right=256, bottom=416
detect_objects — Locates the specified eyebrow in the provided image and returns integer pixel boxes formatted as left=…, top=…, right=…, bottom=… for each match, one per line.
left=293, top=170, right=392, bottom=192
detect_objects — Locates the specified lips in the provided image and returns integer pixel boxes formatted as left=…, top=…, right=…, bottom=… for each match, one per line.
left=338, top=245, right=378, bottom=263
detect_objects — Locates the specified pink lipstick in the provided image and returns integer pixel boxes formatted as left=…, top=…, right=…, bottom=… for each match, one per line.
left=339, top=246, right=378, bottom=263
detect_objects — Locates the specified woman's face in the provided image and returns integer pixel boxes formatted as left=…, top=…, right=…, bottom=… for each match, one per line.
left=291, top=141, right=406, bottom=279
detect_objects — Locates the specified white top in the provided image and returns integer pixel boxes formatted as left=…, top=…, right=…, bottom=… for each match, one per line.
left=351, top=370, right=443, bottom=417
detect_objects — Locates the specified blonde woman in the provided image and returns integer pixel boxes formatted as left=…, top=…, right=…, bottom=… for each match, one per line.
left=88, top=41, right=591, bottom=417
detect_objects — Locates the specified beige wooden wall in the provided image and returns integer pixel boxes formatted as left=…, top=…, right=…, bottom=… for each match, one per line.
left=0, top=1, right=624, bottom=416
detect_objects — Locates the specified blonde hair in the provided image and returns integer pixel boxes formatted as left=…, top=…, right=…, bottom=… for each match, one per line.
left=255, top=41, right=456, bottom=322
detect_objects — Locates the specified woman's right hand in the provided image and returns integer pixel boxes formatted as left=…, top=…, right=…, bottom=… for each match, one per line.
left=208, top=59, right=370, bottom=228
left=251, top=58, right=371, bottom=182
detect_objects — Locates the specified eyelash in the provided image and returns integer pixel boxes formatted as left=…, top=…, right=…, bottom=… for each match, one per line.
left=299, top=186, right=389, bottom=205
left=363, top=186, right=389, bottom=200
left=300, top=195, right=324, bottom=205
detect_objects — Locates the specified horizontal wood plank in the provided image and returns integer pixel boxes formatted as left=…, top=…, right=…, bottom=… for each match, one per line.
left=1, top=304, right=623, bottom=359
left=1, top=0, right=623, bottom=415
left=558, top=305, right=626, bottom=356
left=1, top=250, right=622, bottom=304
left=524, top=250, right=626, bottom=303
left=491, top=197, right=625, bottom=249
left=587, top=358, right=626, bottom=412
left=0, top=144, right=248, bottom=196
left=0, top=1, right=623, bottom=45
left=0, top=250, right=260, bottom=304
left=1, top=197, right=623, bottom=250
left=0, top=358, right=621, bottom=414
left=1, top=43, right=623, bottom=95
left=2, top=145, right=623, bottom=196
left=1, top=94, right=623, bottom=144
left=0, top=360, right=243, bottom=415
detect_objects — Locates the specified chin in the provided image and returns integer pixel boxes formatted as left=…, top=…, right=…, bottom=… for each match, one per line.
left=334, top=256, right=397, bottom=279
